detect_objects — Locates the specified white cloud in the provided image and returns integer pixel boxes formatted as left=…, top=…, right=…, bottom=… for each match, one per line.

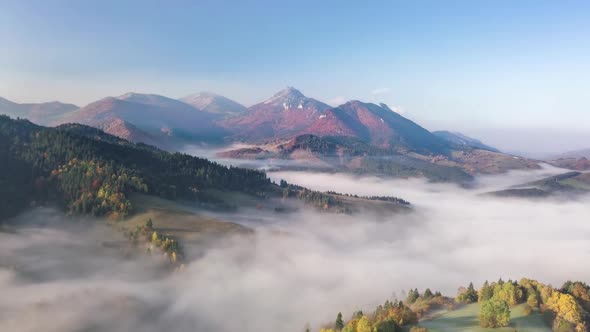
left=390, top=105, right=405, bottom=115
left=327, top=96, right=347, bottom=106
left=370, top=87, right=391, bottom=95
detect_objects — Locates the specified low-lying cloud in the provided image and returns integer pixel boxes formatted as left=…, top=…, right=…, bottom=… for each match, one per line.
left=371, top=87, right=391, bottom=96
left=1, top=167, right=590, bottom=332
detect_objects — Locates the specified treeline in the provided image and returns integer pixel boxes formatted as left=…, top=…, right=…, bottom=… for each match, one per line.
left=316, top=278, right=590, bottom=332
left=0, top=116, right=271, bottom=219
left=325, top=191, right=411, bottom=206
left=319, top=288, right=452, bottom=332
left=279, top=180, right=349, bottom=213
left=278, top=180, right=411, bottom=213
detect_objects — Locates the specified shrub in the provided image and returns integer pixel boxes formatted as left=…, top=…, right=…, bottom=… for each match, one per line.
left=479, top=297, right=511, bottom=328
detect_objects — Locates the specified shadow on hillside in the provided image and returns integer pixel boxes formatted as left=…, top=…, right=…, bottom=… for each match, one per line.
left=510, top=311, right=550, bottom=330
left=421, top=314, right=478, bottom=329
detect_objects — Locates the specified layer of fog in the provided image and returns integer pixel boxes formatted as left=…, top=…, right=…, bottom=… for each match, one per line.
left=460, top=127, right=590, bottom=159
left=2, top=166, right=590, bottom=332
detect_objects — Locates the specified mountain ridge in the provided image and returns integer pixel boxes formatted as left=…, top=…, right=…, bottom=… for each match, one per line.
left=0, top=96, right=79, bottom=125
left=180, top=92, right=247, bottom=116
left=54, top=93, right=227, bottom=146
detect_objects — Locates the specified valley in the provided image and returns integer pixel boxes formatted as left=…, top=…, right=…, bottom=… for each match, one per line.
left=2, top=164, right=590, bottom=332
left=3, top=2, right=590, bottom=331
left=2, top=87, right=590, bottom=332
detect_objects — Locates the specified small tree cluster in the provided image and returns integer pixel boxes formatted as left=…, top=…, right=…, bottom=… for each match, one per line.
left=456, top=282, right=478, bottom=304
left=125, top=218, right=182, bottom=264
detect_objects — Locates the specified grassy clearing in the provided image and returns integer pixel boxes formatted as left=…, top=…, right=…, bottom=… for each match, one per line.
left=414, top=303, right=551, bottom=332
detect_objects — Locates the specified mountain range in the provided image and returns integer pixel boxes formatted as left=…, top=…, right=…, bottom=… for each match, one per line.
left=0, top=87, right=544, bottom=181
left=180, top=92, right=248, bottom=116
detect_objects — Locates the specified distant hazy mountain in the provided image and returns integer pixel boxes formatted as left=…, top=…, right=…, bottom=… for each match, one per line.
left=544, top=148, right=590, bottom=171
left=117, top=92, right=195, bottom=110
left=180, top=92, right=247, bottom=116
left=433, top=131, right=499, bottom=152
left=551, top=148, right=590, bottom=159
left=55, top=93, right=225, bottom=146
left=222, top=87, right=331, bottom=141
left=0, top=96, right=78, bottom=125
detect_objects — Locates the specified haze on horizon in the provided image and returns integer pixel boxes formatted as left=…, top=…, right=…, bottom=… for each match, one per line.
left=1, top=0, right=589, bottom=155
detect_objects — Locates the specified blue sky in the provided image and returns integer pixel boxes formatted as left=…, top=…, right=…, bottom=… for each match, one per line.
left=1, top=0, right=589, bottom=154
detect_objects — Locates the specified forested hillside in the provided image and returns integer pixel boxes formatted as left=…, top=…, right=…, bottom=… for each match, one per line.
left=0, top=115, right=271, bottom=220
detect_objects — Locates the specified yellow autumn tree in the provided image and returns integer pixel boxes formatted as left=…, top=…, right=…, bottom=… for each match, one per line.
left=546, top=292, right=583, bottom=324
left=342, top=319, right=358, bottom=332
left=356, top=316, right=373, bottom=332
left=151, top=231, right=160, bottom=245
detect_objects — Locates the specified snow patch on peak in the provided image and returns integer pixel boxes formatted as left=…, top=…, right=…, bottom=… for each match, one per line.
left=319, top=114, right=327, bottom=119
left=265, top=87, right=305, bottom=104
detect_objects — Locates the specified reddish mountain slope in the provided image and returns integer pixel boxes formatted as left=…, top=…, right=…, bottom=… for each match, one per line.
left=305, top=107, right=369, bottom=139
left=222, top=87, right=331, bottom=141
left=305, top=101, right=449, bottom=154
left=56, top=93, right=225, bottom=143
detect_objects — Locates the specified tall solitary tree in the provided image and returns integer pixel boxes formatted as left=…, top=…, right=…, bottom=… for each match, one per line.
left=335, top=312, right=344, bottom=331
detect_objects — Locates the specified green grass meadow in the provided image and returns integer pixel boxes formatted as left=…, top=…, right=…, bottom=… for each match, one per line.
left=413, top=303, right=551, bottom=332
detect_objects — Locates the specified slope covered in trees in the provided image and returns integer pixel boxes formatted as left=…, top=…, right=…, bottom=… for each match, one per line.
left=0, top=116, right=271, bottom=220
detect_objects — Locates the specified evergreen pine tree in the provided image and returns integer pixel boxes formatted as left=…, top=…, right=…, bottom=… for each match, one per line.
left=335, top=312, right=344, bottom=331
